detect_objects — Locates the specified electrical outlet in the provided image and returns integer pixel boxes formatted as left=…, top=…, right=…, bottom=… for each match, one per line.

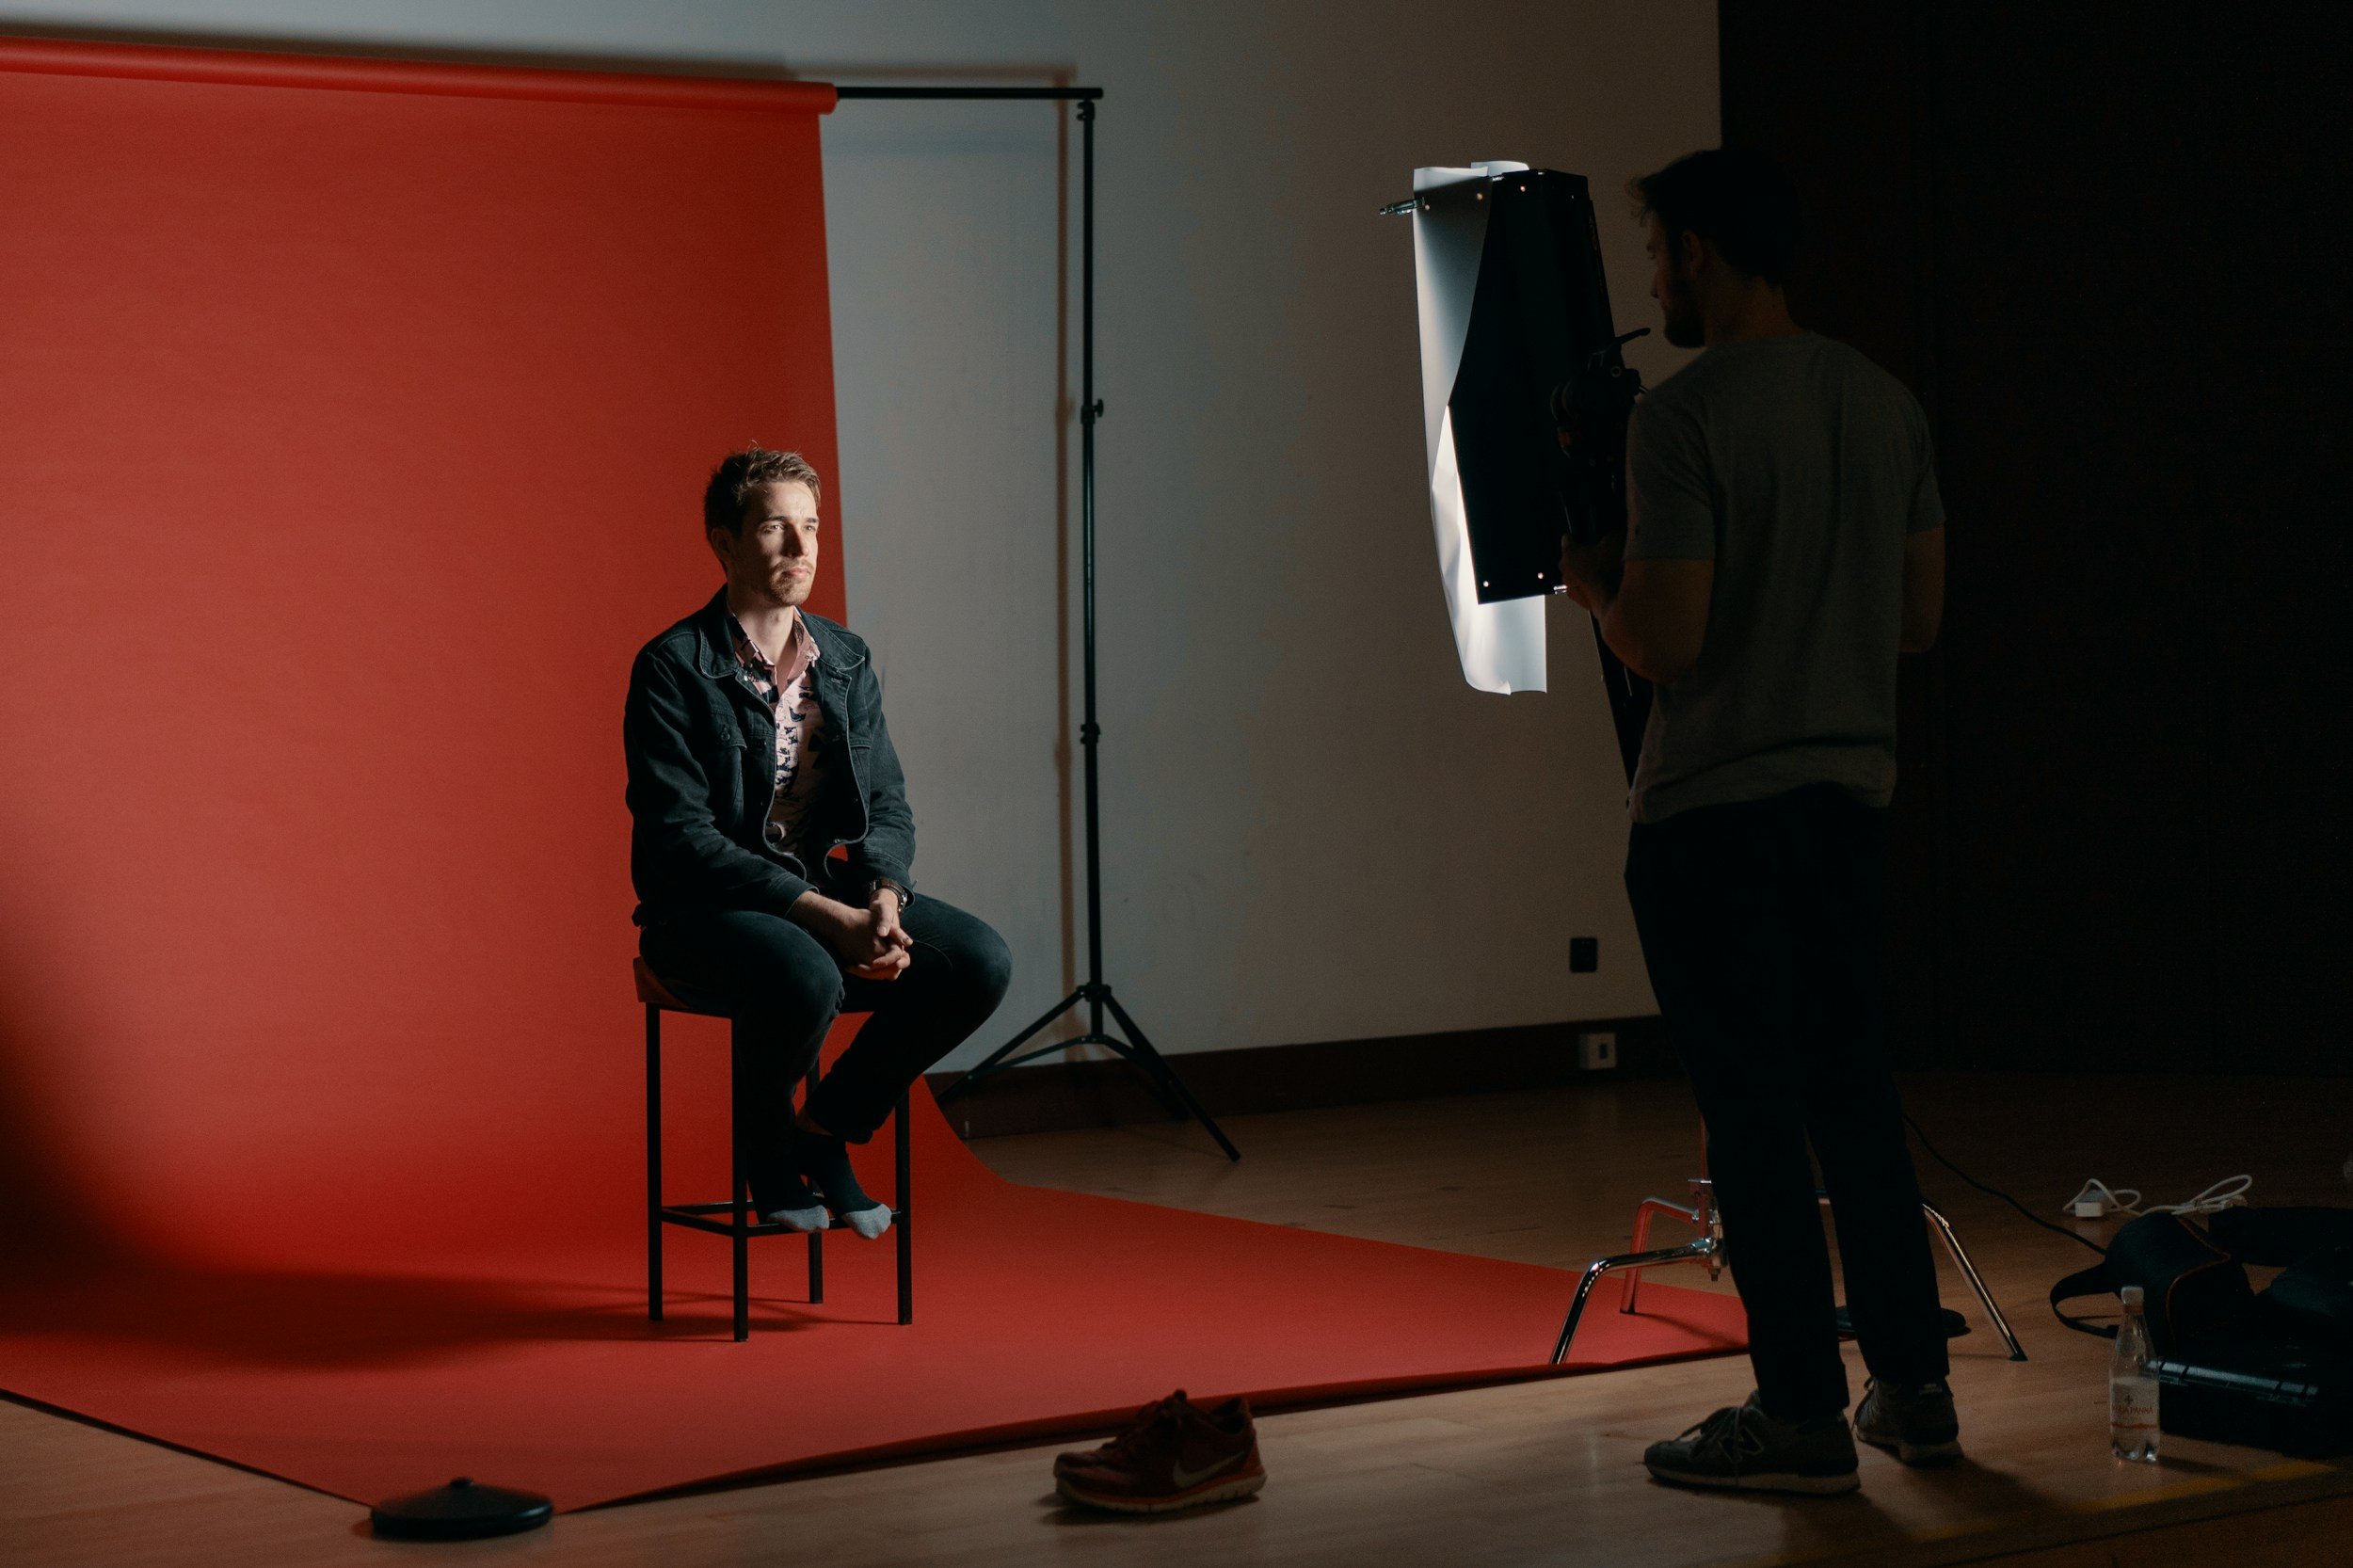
left=1570, top=936, right=1598, bottom=972
left=1577, top=1030, right=1618, bottom=1071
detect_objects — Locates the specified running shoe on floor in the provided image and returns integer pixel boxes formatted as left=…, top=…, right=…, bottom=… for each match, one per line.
left=1054, top=1389, right=1266, bottom=1513
left=1853, top=1377, right=1962, bottom=1464
left=1643, top=1391, right=1861, bottom=1496
left=1053, top=1392, right=1189, bottom=1479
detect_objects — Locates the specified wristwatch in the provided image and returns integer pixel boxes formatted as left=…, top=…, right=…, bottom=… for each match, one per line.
left=871, top=877, right=912, bottom=910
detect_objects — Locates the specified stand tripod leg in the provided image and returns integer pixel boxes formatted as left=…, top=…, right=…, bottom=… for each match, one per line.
left=1553, top=1240, right=1716, bottom=1364
left=1102, top=990, right=1239, bottom=1162
left=938, top=986, right=1083, bottom=1102
left=1925, top=1200, right=2026, bottom=1361
left=1070, top=1031, right=1193, bottom=1121
left=1553, top=1257, right=1618, bottom=1366
left=1618, top=1198, right=1704, bottom=1316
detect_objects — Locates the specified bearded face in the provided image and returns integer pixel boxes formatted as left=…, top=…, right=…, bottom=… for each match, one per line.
left=1646, top=216, right=1706, bottom=349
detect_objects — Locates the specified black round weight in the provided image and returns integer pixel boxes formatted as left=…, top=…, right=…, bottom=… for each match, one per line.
left=368, top=1476, right=552, bottom=1541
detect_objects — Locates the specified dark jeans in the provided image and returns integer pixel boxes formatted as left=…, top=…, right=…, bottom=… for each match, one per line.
left=639, top=890, right=1012, bottom=1214
left=1625, top=783, right=1946, bottom=1421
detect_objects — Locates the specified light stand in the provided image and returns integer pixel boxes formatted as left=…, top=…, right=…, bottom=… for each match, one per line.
left=837, top=88, right=1238, bottom=1160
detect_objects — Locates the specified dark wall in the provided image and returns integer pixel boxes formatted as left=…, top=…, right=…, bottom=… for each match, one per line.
left=1720, top=4, right=2353, bottom=1072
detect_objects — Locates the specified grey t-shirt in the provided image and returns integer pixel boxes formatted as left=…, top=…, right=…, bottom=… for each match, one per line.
left=1623, top=332, right=1943, bottom=823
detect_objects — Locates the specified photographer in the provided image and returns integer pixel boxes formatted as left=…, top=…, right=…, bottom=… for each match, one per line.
left=1559, top=148, right=1952, bottom=1496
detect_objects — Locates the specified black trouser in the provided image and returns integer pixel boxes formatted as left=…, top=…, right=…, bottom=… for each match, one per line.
left=1625, top=783, right=1946, bottom=1422
left=639, top=890, right=1012, bottom=1214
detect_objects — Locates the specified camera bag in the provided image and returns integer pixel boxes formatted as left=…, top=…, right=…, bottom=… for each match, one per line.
left=2049, top=1211, right=2255, bottom=1354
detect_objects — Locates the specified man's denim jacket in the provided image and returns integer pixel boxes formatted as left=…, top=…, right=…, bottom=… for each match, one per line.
left=623, top=589, right=915, bottom=927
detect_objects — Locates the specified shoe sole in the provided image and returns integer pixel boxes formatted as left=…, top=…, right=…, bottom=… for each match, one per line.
left=1857, top=1432, right=1962, bottom=1465
left=1645, top=1462, right=1860, bottom=1496
left=1056, top=1470, right=1267, bottom=1513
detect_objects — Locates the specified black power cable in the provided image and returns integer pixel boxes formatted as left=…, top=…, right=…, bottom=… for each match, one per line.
left=1903, top=1110, right=2107, bottom=1257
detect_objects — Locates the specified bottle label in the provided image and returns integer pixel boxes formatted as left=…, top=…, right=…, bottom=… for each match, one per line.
left=2110, top=1376, right=2160, bottom=1431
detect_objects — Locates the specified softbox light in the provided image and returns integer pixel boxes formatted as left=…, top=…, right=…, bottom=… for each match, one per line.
left=1408, top=163, right=1641, bottom=696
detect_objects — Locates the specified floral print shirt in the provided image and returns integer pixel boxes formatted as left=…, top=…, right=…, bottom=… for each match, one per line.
left=726, top=610, right=831, bottom=869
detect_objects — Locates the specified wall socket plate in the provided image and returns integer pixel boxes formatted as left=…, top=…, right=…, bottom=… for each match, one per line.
left=1577, top=1030, right=1618, bottom=1071
left=1569, top=936, right=1599, bottom=972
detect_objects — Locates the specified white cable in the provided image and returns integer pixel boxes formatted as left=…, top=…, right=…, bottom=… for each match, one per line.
left=2064, top=1176, right=2250, bottom=1221
left=2145, top=1176, right=2252, bottom=1216
left=2065, top=1179, right=2139, bottom=1219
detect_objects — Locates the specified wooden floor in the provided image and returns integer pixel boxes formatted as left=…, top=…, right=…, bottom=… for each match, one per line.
left=6, top=1071, right=2350, bottom=1566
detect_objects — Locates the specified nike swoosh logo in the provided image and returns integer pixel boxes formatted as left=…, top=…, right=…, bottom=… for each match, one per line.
left=1169, top=1451, right=1245, bottom=1490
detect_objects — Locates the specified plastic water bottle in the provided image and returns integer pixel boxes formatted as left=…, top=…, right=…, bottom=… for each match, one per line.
left=2109, top=1284, right=2161, bottom=1462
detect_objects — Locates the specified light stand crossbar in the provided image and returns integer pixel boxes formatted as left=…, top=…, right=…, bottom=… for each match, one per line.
left=835, top=85, right=1238, bottom=1160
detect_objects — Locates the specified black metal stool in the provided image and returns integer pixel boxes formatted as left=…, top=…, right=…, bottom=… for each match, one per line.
left=637, top=957, right=912, bottom=1341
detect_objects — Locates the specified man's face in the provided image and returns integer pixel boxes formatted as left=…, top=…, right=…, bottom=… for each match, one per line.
left=1646, top=216, right=1705, bottom=349
left=712, top=479, right=820, bottom=609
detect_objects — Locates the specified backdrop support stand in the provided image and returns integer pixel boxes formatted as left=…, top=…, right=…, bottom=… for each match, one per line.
left=835, top=88, right=1238, bottom=1160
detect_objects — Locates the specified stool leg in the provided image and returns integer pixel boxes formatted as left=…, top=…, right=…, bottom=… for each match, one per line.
left=896, top=1088, right=913, bottom=1325
left=730, top=1036, right=749, bottom=1343
left=647, top=1004, right=663, bottom=1322
left=805, top=1066, right=824, bottom=1304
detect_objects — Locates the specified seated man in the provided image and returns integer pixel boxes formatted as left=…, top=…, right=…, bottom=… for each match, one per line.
left=624, top=445, right=1012, bottom=1238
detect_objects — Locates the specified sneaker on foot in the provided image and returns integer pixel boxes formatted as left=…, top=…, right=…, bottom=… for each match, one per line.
left=1853, top=1378, right=1961, bottom=1464
left=1643, top=1392, right=1860, bottom=1496
left=1055, top=1390, right=1267, bottom=1513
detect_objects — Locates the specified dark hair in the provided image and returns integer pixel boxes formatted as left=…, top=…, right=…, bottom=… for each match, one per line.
left=1628, top=148, right=1801, bottom=285
left=701, top=446, right=823, bottom=536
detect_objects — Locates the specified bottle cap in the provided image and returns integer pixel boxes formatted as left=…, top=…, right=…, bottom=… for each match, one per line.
left=2120, top=1285, right=2145, bottom=1307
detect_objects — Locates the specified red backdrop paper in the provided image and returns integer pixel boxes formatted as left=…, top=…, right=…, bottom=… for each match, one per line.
left=0, top=40, right=841, bottom=1268
left=0, top=45, right=1755, bottom=1509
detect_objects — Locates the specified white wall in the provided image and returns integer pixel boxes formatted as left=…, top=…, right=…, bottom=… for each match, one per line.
left=1, top=0, right=1717, bottom=1064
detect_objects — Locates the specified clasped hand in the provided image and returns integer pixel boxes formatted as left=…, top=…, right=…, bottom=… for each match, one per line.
left=787, top=887, right=913, bottom=979
left=837, top=889, right=914, bottom=980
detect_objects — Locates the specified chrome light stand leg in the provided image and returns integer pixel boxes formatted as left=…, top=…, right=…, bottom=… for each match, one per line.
left=1924, top=1199, right=2026, bottom=1361
left=1555, top=1179, right=2027, bottom=1366
left=1553, top=1179, right=1724, bottom=1366
left=1810, top=1192, right=2026, bottom=1362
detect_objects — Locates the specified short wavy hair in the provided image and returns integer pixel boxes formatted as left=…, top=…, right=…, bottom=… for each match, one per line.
left=702, top=446, right=823, bottom=536
left=1628, top=148, right=1801, bottom=286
